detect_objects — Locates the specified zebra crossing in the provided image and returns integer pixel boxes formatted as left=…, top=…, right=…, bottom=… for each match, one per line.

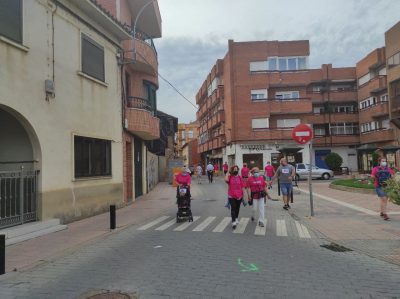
left=137, top=215, right=313, bottom=238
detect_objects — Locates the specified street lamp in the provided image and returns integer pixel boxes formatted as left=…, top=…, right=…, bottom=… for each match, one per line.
left=132, top=0, right=155, bottom=57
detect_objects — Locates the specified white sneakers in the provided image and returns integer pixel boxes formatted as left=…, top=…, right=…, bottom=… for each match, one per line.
left=232, top=218, right=239, bottom=229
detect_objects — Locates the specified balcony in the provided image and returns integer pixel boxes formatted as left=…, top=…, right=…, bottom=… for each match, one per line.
left=360, top=129, right=394, bottom=144
left=359, top=102, right=389, bottom=121
left=125, top=97, right=160, bottom=140
left=327, top=90, right=358, bottom=103
left=122, top=34, right=158, bottom=75
left=269, top=98, right=312, bottom=115
left=313, top=135, right=359, bottom=146
left=370, top=76, right=387, bottom=94
left=308, top=112, right=358, bottom=124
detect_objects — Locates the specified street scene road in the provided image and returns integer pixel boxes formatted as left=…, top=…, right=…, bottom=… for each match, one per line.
left=1, top=177, right=400, bottom=299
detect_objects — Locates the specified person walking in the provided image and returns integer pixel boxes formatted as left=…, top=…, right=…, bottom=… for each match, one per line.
left=371, top=157, right=394, bottom=221
left=264, top=161, right=275, bottom=189
left=206, top=162, right=214, bottom=183
left=223, top=162, right=229, bottom=175
left=214, top=163, right=220, bottom=177
left=196, top=164, right=203, bottom=184
left=272, top=158, right=296, bottom=210
left=247, top=167, right=271, bottom=227
left=225, top=165, right=246, bottom=229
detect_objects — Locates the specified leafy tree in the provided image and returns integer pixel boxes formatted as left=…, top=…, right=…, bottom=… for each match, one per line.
left=325, top=152, right=343, bottom=171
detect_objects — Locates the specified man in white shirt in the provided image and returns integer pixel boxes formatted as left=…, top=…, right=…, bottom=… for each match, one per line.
left=206, top=162, right=214, bottom=183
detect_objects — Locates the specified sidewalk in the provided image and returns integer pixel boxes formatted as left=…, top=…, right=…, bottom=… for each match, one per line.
left=4, top=182, right=177, bottom=273
left=270, top=181, right=400, bottom=265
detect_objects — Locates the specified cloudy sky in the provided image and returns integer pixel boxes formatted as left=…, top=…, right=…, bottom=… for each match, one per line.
left=154, top=0, right=400, bottom=123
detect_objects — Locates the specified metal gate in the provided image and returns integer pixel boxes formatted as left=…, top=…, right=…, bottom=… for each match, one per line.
left=0, top=170, right=39, bottom=229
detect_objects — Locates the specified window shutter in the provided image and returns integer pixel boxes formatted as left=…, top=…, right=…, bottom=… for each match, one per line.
left=0, top=0, right=22, bottom=43
left=82, top=34, right=105, bottom=81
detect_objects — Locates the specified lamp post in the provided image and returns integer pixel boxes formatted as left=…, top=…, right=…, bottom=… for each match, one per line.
left=132, top=0, right=155, bottom=56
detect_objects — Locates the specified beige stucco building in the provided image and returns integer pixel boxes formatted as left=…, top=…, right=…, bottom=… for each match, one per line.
left=0, top=0, right=132, bottom=225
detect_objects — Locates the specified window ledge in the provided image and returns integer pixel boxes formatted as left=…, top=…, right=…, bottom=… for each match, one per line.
left=73, top=175, right=112, bottom=182
left=77, top=71, right=108, bottom=87
left=0, top=36, right=29, bottom=52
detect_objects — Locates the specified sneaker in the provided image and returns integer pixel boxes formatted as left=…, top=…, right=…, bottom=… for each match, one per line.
left=380, top=212, right=384, bottom=217
left=251, top=217, right=255, bottom=222
left=287, top=204, right=291, bottom=209
left=382, top=214, right=390, bottom=221
left=283, top=205, right=288, bottom=210
left=258, top=221, right=264, bottom=227
left=235, top=219, right=240, bottom=225
left=232, top=222, right=237, bottom=229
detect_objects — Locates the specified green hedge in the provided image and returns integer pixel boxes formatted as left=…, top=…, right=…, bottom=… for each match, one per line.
left=331, top=179, right=375, bottom=190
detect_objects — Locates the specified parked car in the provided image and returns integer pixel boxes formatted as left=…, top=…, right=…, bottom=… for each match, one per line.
left=295, top=163, right=334, bottom=180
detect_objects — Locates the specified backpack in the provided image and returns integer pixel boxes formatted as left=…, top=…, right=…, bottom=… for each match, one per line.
left=376, top=167, right=391, bottom=187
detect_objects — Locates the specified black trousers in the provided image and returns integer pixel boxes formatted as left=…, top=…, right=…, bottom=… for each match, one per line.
left=228, top=197, right=242, bottom=222
left=207, top=171, right=214, bottom=183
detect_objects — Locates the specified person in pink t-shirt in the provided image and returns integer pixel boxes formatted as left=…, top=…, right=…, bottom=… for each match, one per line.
left=241, top=163, right=250, bottom=178
left=264, top=161, right=275, bottom=189
left=371, top=157, right=394, bottom=221
left=225, top=165, right=247, bottom=229
left=223, top=162, right=229, bottom=175
left=175, top=167, right=192, bottom=198
left=214, top=163, right=219, bottom=177
left=247, top=167, right=271, bottom=227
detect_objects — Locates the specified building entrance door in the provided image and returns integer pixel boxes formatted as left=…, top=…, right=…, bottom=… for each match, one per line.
left=243, top=153, right=263, bottom=170
left=126, top=142, right=133, bottom=202
left=315, top=149, right=331, bottom=169
left=134, top=139, right=143, bottom=198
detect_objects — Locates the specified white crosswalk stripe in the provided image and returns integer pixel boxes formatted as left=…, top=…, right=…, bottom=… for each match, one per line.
left=233, top=217, right=250, bottom=234
left=254, top=219, right=267, bottom=236
left=173, top=216, right=200, bottom=231
left=295, top=221, right=311, bottom=238
left=193, top=216, right=216, bottom=231
left=138, top=216, right=313, bottom=239
left=212, top=217, right=231, bottom=233
left=276, top=219, right=288, bottom=237
left=137, top=216, right=170, bottom=230
left=155, top=219, right=177, bottom=231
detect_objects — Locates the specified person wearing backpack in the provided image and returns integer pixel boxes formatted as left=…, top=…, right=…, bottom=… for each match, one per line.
left=371, top=157, right=394, bottom=221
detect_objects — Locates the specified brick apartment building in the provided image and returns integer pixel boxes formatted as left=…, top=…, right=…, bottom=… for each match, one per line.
left=177, top=122, right=199, bottom=156
left=197, top=40, right=360, bottom=172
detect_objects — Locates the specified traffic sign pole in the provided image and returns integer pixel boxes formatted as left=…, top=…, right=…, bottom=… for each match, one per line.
left=291, top=123, right=314, bottom=217
left=309, top=141, right=314, bottom=216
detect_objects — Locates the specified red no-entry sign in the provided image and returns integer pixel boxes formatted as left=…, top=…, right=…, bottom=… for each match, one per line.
left=291, top=124, right=313, bottom=144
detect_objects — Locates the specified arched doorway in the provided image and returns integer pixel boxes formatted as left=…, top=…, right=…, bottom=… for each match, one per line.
left=0, top=105, right=41, bottom=228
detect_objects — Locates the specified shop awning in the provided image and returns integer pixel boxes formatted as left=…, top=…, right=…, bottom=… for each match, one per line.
left=278, top=146, right=303, bottom=154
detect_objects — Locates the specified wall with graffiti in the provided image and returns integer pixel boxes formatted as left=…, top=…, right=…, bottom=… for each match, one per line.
left=147, top=151, right=159, bottom=192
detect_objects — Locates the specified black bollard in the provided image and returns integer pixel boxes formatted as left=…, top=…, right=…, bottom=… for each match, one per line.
left=290, top=190, right=294, bottom=203
left=0, top=234, right=5, bottom=275
left=110, top=205, right=116, bottom=230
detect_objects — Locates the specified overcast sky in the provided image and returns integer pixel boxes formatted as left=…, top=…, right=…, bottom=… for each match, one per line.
left=154, top=0, right=400, bottom=123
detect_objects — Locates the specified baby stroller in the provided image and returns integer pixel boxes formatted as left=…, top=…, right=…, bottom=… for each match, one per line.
left=176, top=185, right=193, bottom=223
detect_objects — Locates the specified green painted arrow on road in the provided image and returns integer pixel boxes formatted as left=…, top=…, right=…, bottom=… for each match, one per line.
left=237, top=258, right=259, bottom=272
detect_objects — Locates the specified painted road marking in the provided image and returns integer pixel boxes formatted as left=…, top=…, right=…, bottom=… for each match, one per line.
left=138, top=216, right=170, bottom=230
left=155, top=219, right=177, bottom=231
left=254, top=218, right=267, bottom=236
left=276, top=219, right=288, bottom=237
left=173, top=216, right=200, bottom=231
left=193, top=216, right=216, bottom=231
left=298, top=188, right=377, bottom=216
left=212, top=217, right=231, bottom=232
left=233, top=217, right=250, bottom=234
left=295, top=221, right=311, bottom=239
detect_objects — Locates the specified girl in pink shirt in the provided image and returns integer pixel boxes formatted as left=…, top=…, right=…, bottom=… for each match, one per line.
left=225, top=165, right=246, bottom=229
left=247, top=167, right=271, bottom=227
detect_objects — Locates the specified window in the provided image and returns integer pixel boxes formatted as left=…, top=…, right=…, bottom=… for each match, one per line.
left=288, top=58, right=297, bottom=70
left=268, top=57, right=277, bottom=70
left=330, top=123, right=358, bottom=135
left=278, top=58, right=287, bottom=71
left=378, top=67, right=387, bottom=76
left=252, top=118, right=269, bottom=129
left=298, top=57, right=307, bottom=69
left=207, top=77, right=220, bottom=96
left=82, top=34, right=105, bottom=82
left=313, top=106, right=324, bottom=114
left=358, top=73, right=371, bottom=86
left=251, top=89, right=268, bottom=101
left=275, top=91, right=300, bottom=100
left=143, top=81, right=157, bottom=112
left=314, top=125, right=326, bottom=136
left=74, top=136, right=111, bottom=178
left=388, top=52, right=400, bottom=67
left=250, top=61, right=268, bottom=72
left=0, top=0, right=22, bottom=43
left=334, top=105, right=355, bottom=113
left=188, top=131, right=193, bottom=138
left=381, top=94, right=388, bottom=102
left=277, top=119, right=300, bottom=128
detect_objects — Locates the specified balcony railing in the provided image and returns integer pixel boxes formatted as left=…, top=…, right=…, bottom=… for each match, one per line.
left=127, top=96, right=153, bottom=112
left=360, top=128, right=394, bottom=143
